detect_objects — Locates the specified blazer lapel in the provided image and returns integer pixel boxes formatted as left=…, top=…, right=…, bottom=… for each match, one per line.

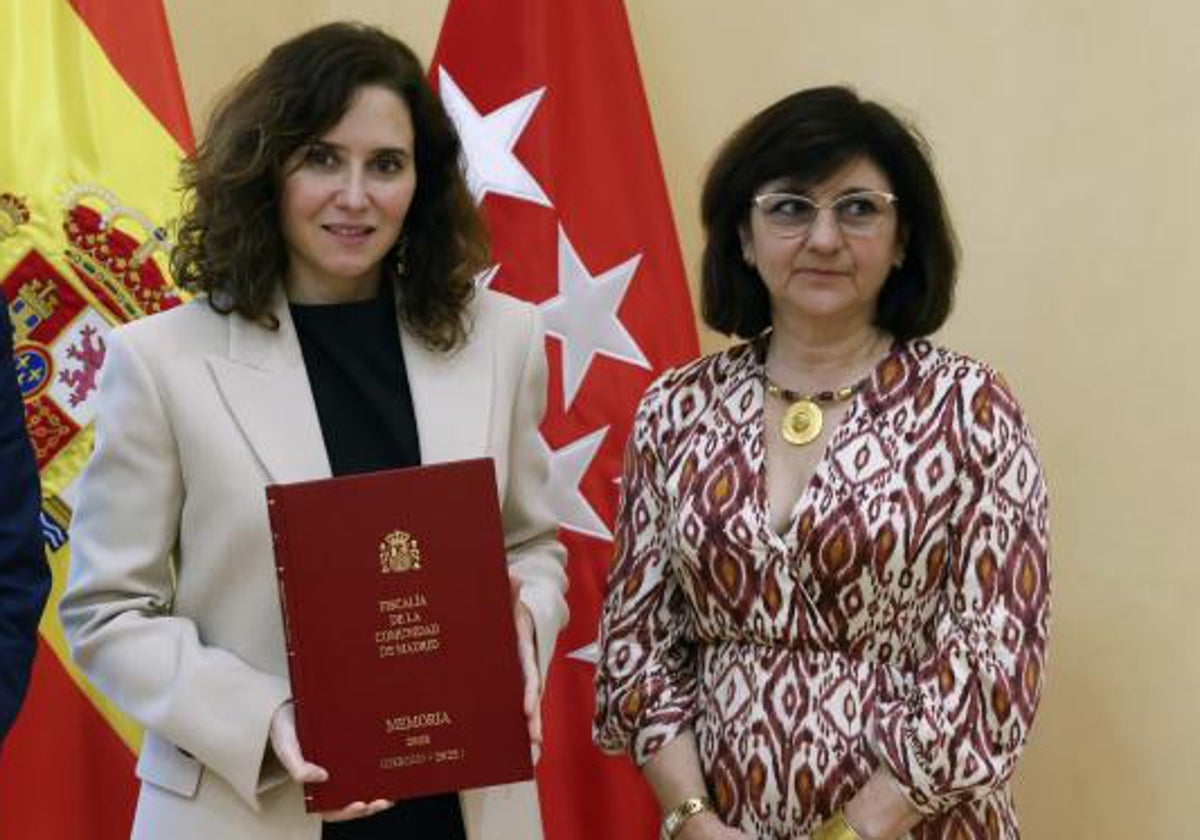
left=402, top=314, right=492, bottom=465
left=204, top=288, right=490, bottom=480
left=207, top=292, right=331, bottom=485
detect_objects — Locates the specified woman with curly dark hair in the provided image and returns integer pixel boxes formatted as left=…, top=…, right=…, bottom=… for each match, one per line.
left=60, top=22, right=567, bottom=840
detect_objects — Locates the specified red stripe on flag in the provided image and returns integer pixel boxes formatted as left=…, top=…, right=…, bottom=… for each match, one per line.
left=67, top=0, right=194, bottom=151
left=0, top=638, right=137, bottom=839
left=433, top=3, right=698, bottom=838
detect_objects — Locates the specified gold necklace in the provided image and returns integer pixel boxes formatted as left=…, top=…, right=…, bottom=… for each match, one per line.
left=764, top=377, right=866, bottom=446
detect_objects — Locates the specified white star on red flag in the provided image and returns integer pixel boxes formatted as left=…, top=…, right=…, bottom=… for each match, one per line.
left=543, top=426, right=610, bottom=540
left=438, top=66, right=552, bottom=207
left=567, top=641, right=600, bottom=665
left=541, top=226, right=650, bottom=409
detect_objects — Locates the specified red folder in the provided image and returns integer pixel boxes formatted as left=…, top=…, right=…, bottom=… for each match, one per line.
left=266, top=458, right=532, bottom=811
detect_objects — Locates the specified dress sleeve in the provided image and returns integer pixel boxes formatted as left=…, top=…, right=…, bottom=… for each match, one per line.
left=871, top=369, right=1050, bottom=813
left=59, top=327, right=290, bottom=809
left=594, top=376, right=700, bottom=766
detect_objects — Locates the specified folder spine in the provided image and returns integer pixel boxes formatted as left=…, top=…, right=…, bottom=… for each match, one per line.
left=266, top=489, right=315, bottom=807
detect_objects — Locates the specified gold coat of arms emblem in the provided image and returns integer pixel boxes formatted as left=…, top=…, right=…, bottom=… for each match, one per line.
left=379, top=530, right=421, bottom=573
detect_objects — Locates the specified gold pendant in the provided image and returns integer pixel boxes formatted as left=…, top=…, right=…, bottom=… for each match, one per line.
left=781, top=399, right=822, bottom=445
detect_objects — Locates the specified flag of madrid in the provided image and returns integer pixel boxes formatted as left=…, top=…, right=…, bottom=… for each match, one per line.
left=433, top=2, right=699, bottom=838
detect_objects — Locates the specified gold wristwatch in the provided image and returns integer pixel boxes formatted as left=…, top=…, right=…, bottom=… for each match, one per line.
left=660, top=796, right=713, bottom=840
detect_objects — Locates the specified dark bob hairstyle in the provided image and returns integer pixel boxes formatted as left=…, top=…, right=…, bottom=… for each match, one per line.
left=700, top=85, right=958, bottom=341
left=171, top=22, right=487, bottom=351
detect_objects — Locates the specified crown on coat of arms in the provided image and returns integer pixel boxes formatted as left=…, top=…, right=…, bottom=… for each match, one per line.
left=61, top=184, right=179, bottom=320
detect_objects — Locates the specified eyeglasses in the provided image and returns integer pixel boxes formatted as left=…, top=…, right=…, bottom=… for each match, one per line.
left=751, top=190, right=898, bottom=238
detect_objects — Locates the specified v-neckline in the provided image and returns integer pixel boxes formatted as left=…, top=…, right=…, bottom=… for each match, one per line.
left=750, top=338, right=897, bottom=550
left=756, top=383, right=862, bottom=549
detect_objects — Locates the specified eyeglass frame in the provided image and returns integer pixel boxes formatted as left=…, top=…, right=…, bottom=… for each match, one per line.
left=750, top=189, right=899, bottom=239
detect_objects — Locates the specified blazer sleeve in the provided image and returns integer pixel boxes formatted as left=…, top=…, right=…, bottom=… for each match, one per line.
left=0, top=297, right=50, bottom=746
left=501, top=306, right=568, bottom=678
left=59, top=326, right=290, bottom=809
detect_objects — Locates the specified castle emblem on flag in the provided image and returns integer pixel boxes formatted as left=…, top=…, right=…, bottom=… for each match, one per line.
left=9, top=277, right=58, bottom=340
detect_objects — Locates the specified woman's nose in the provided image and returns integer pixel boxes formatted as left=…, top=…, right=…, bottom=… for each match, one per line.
left=804, top=208, right=844, bottom=251
left=335, top=169, right=369, bottom=209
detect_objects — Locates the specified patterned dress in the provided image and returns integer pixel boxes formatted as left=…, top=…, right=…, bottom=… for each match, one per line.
left=594, top=339, right=1049, bottom=839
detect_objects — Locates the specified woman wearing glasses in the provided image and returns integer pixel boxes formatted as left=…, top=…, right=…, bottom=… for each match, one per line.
left=594, top=87, right=1049, bottom=840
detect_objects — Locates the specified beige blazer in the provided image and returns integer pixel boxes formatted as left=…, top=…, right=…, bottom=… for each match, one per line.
left=60, top=288, right=568, bottom=840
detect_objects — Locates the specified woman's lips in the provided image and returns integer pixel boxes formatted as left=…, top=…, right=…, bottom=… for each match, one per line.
left=323, top=223, right=375, bottom=241
left=796, top=266, right=849, bottom=277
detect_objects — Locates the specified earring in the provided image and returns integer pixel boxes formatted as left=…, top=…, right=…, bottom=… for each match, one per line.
left=392, top=235, right=409, bottom=279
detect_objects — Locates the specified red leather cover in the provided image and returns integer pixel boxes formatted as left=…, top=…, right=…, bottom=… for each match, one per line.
left=266, top=458, right=532, bottom=811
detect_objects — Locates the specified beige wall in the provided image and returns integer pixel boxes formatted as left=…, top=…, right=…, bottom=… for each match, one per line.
left=164, top=2, right=1198, bottom=836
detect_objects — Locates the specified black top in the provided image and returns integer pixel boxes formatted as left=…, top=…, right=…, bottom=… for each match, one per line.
left=290, top=284, right=421, bottom=476
left=290, top=283, right=466, bottom=840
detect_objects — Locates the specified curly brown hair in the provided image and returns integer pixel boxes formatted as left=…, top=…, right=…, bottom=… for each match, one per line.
left=171, top=22, right=487, bottom=351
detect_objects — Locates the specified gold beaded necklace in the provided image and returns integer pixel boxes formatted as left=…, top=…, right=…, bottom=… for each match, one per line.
left=763, top=376, right=867, bottom=446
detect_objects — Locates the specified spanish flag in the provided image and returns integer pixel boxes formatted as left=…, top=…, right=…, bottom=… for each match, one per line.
left=0, top=1, right=191, bottom=834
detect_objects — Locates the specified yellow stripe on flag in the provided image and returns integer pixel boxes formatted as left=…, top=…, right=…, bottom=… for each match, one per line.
left=0, top=0, right=184, bottom=279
